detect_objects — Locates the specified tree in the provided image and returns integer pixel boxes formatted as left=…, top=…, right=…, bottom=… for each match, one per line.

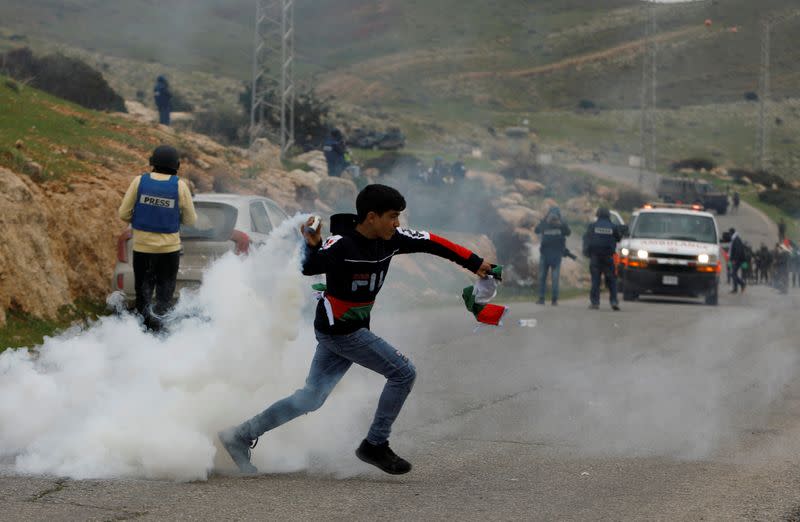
left=240, top=78, right=332, bottom=150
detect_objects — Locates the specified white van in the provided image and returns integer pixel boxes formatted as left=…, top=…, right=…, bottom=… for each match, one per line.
left=617, top=203, right=721, bottom=305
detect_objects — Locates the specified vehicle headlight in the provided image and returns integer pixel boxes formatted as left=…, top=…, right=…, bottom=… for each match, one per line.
left=621, top=248, right=630, bottom=256
left=697, top=253, right=710, bottom=264
left=637, top=249, right=649, bottom=259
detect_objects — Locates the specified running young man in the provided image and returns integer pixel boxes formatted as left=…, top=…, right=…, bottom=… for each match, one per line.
left=220, top=184, right=493, bottom=475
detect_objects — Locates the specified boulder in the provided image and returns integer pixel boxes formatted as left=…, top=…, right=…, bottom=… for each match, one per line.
left=503, top=191, right=525, bottom=204
left=513, top=179, right=545, bottom=196
left=466, top=170, right=506, bottom=192
left=565, top=195, right=595, bottom=222
left=318, top=177, right=358, bottom=212
left=295, top=150, right=329, bottom=177
left=0, top=166, right=124, bottom=327
left=496, top=204, right=540, bottom=229
left=249, top=138, right=283, bottom=170
left=540, top=198, right=559, bottom=214
left=595, top=185, right=617, bottom=201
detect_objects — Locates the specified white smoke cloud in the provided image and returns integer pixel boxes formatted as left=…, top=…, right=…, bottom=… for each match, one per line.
left=0, top=215, right=378, bottom=481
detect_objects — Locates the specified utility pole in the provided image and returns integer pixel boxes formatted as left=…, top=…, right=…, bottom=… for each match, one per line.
left=755, top=10, right=800, bottom=172
left=640, top=2, right=658, bottom=177
left=250, top=0, right=295, bottom=159
left=638, top=0, right=708, bottom=186
left=755, top=18, right=771, bottom=172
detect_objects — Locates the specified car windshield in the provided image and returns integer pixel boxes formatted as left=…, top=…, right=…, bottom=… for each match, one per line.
left=631, top=213, right=717, bottom=244
left=181, top=202, right=238, bottom=240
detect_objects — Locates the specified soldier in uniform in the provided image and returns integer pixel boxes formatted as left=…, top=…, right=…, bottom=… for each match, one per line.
left=583, top=208, right=622, bottom=311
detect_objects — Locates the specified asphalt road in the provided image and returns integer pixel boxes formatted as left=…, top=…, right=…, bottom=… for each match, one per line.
left=565, top=162, right=779, bottom=247
left=3, top=284, right=799, bottom=521
left=2, top=164, right=795, bottom=521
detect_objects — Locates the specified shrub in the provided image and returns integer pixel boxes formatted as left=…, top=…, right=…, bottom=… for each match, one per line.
left=240, top=79, right=332, bottom=149
left=614, top=187, right=650, bottom=212
left=192, top=107, right=247, bottom=146
left=670, top=158, right=716, bottom=171
left=758, top=189, right=800, bottom=218
left=0, top=47, right=125, bottom=112
left=362, top=152, right=424, bottom=177
left=170, top=89, right=194, bottom=112
left=728, top=168, right=786, bottom=189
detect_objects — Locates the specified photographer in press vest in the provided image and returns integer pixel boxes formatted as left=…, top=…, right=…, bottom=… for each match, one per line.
left=118, top=145, right=196, bottom=331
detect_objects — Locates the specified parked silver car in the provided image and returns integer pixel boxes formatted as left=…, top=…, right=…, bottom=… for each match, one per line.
left=111, top=193, right=289, bottom=302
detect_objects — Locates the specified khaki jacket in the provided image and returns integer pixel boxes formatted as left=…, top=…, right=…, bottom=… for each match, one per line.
left=118, top=173, right=197, bottom=253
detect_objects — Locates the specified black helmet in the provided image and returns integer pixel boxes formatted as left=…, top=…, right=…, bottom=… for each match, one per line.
left=149, top=145, right=180, bottom=174
left=331, top=128, right=343, bottom=140
left=596, top=207, right=610, bottom=218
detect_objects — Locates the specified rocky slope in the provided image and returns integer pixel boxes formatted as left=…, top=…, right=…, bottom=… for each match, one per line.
left=0, top=82, right=506, bottom=327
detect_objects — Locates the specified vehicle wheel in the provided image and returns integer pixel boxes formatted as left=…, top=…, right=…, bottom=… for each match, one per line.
left=623, top=290, right=638, bottom=302
left=717, top=207, right=727, bottom=215
left=705, top=290, right=718, bottom=306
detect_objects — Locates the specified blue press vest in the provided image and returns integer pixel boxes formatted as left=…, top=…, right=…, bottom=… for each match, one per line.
left=587, top=217, right=618, bottom=256
left=131, top=173, right=180, bottom=233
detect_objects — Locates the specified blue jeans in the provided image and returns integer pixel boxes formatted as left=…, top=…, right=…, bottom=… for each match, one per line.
left=590, top=254, right=618, bottom=305
left=538, top=254, right=562, bottom=301
left=240, top=328, right=416, bottom=445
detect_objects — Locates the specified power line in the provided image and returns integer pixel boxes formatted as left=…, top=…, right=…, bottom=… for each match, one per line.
left=638, top=0, right=708, bottom=182
left=755, top=18, right=771, bottom=172
left=755, top=10, right=800, bottom=172
left=640, top=2, right=658, bottom=173
left=250, top=0, right=295, bottom=159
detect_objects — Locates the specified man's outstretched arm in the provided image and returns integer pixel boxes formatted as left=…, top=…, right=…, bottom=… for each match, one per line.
left=392, top=227, right=492, bottom=277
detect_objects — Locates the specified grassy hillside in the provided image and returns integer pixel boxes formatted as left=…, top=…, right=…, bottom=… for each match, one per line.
left=2, top=0, right=798, bottom=110
left=0, top=75, right=154, bottom=181
left=2, top=0, right=800, bottom=178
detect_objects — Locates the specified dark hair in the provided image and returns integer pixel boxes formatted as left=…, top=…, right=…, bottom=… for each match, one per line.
left=356, top=184, right=406, bottom=222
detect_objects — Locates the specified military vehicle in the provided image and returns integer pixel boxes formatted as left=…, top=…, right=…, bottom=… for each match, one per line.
left=656, top=176, right=728, bottom=215
left=349, top=127, right=406, bottom=151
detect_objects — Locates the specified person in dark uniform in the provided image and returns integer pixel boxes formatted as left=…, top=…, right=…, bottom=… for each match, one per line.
left=728, top=228, right=747, bottom=294
left=118, top=145, right=197, bottom=331
left=774, top=241, right=791, bottom=294
left=583, top=208, right=622, bottom=311
left=153, top=75, right=172, bottom=126
left=778, top=218, right=787, bottom=242
left=451, top=160, right=467, bottom=182
left=534, top=206, right=571, bottom=305
left=322, top=128, right=348, bottom=177
left=791, top=241, right=800, bottom=288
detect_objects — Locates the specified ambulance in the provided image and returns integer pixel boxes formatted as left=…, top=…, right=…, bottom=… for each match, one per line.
left=617, top=203, right=721, bottom=305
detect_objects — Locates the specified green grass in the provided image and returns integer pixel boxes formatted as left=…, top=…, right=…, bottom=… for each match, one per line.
left=0, top=75, right=151, bottom=180
left=0, top=299, right=109, bottom=352
left=741, top=190, right=799, bottom=242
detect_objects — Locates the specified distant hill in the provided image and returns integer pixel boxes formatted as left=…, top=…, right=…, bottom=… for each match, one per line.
left=3, top=0, right=800, bottom=179
left=1, top=0, right=799, bottom=112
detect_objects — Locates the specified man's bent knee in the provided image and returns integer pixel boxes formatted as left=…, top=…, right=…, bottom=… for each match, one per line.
left=393, top=362, right=417, bottom=390
left=292, top=387, right=329, bottom=413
